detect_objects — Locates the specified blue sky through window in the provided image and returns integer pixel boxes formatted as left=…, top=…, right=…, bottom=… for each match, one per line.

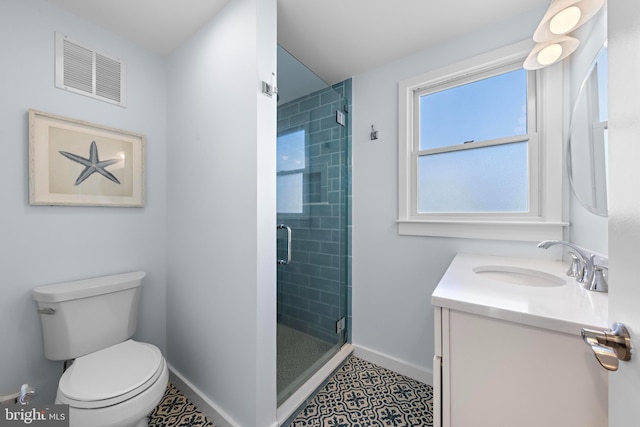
left=277, top=129, right=306, bottom=213
left=277, top=129, right=305, bottom=172
left=419, top=69, right=527, bottom=150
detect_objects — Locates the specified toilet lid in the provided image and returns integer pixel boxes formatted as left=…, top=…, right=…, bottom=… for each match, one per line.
left=58, top=340, right=163, bottom=407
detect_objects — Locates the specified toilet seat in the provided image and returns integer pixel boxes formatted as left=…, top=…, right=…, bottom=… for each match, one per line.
left=57, top=340, right=164, bottom=409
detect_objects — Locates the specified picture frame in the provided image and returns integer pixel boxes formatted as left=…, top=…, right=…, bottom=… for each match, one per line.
left=28, top=109, right=145, bottom=207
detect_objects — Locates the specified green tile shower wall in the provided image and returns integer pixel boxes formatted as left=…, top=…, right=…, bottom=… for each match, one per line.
left=277, top=79, right=352, bottom=344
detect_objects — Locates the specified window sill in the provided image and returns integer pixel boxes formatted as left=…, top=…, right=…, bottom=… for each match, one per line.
left=396, top=219, right=568, bottom=241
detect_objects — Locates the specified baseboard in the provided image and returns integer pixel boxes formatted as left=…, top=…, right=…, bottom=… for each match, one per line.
left=352, top=345, right=433, bottom=385
left=168, top=364, right=244, bottom=427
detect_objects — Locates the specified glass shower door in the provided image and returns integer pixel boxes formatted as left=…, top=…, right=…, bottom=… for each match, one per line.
left=276, top=45, right=348, bottom=405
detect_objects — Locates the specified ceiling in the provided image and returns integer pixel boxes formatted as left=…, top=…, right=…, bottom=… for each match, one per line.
left=45, top=0, right=549, bottom=85
left=45, top=0, right=230, bottom=55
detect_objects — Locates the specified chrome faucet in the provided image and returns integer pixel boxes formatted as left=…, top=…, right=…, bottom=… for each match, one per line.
left=537, top=240, right=608, bottom=292
left=537, top=240, right=594, bottom=285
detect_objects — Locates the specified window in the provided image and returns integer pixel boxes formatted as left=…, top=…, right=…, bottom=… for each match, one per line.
left=398, top=41, right=566, bottom=241
left=277, top=128, right=329, bottom=215
left=277, top=130, right=305, bottom=213
left=416, top=66, right=534, bottom=214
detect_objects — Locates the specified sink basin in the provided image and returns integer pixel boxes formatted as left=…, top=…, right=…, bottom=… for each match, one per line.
left=472, top=265, right=566, bottom=287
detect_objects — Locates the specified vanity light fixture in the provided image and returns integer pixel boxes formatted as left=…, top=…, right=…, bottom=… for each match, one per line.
left=523, top=0, right=605, bottom=70
left=533, top=0, right=605, bottom=43
left=523, top=35, right=580, bottom=70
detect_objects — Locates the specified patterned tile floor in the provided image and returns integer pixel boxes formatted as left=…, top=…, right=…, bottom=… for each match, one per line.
left=149, top=383, right=214, bottom=427
left=149, top=356, right=433, bottom=427
left=290, top=356, right=433, bottom=426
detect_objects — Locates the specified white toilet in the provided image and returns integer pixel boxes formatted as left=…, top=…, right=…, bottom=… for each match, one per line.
left=32, top=271, right=168, bottom=427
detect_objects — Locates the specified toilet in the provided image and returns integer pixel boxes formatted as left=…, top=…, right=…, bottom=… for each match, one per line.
left=32, top=271, right=168, bottom=427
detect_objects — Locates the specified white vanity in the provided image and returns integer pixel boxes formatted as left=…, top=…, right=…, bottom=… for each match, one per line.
left=432, top=253, right=609, bottom=427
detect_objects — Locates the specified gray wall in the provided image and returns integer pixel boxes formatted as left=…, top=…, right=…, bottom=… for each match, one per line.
left=351, top=6, right=561, bottom=380
left=166, top=0, right=277, bottom=425
left=0, top=0, right=167, bottom=403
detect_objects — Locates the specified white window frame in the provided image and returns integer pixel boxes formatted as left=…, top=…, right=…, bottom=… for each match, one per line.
left=413, top=62, right=537, bottom=217
left=397, top=41, right=567, bottom=241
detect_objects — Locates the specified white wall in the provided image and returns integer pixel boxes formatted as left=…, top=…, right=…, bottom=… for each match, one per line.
left=3, top=0, right=606, bottom=420
left=567, top=8, right=608, bottom=256
left=165, top=0, right=277, bottom=425
left=608, top=2, right=640, bottom=422
left=0, top=0, right=167, bottom=402
left=351, top=7, right=562, bottom=381
left=2, top=1, right=278, bottom=423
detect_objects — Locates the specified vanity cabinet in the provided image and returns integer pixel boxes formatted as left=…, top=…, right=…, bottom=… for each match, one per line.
left=432, top=254, right=609, bottom=427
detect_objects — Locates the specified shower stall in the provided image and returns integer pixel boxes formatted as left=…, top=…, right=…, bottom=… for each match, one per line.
left=276, top=45, right=350, bottom=406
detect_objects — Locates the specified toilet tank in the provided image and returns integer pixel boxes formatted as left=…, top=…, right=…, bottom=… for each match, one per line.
left=32, top=271, right=145, bottom=361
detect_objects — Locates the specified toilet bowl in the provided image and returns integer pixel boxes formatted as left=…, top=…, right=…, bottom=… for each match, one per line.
left=55, top=340, right=168, bottom=427
left=33, top=272, right=168, bottom=427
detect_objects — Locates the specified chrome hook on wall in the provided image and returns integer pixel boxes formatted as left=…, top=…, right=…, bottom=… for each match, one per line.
left=370, top=125, right=379, bottom=140
left=262, top=72, right=278, bottom=98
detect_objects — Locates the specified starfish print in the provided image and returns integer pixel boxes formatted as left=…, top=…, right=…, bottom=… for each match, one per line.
left=59, top=141, right=121, bottom=186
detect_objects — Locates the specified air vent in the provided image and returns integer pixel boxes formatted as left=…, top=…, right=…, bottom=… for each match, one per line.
left=55, top=32, right=127, bottom=107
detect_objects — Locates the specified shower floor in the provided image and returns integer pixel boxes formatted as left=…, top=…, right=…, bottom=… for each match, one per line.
left=277, top=323, right=335, bottom=404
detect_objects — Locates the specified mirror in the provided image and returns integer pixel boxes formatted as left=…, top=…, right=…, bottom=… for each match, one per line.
left=568, top=45, right=609, bottom=216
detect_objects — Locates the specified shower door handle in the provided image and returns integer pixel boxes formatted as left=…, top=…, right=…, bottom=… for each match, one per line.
left=277, top=224, right=292, bottom=265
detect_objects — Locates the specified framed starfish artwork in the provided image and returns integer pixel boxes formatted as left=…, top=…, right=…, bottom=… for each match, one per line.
left=28, top=109, right=145, bottom=207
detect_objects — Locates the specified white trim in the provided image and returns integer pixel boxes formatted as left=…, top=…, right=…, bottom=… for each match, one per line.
left=168, top=364, right=244, bottom=427
left=415, top=133, right=535, bottom=156
left=397, top=219, right=566, bottom=241
left=400, top=40, right=533, bottom=94
left=433, top=355, right=442, bottom=427
left=276, top=343, right=353, bottom=426
left=353, top=344, right=433, bottom=385
left=442, top=308, right=451, bottom=427
left=397, top=39, right=566, bottom=241
left=538, top=62, right=565, bottom=224
left=413, top=58, right=524, bottom=96
left=433, top=306, right=443, bottom=427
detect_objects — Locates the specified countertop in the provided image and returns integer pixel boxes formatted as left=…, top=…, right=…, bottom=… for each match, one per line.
left=432, top=253, right=608, bottom=336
